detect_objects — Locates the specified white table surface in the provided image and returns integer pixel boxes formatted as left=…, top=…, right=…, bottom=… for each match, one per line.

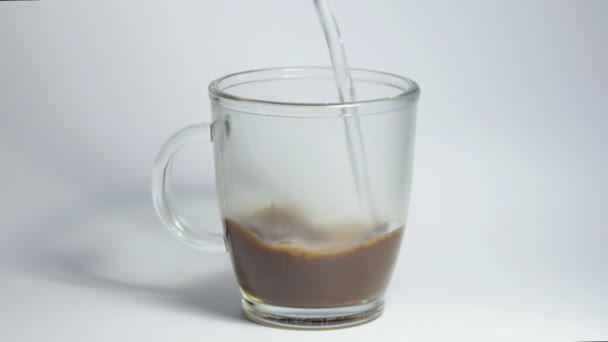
left=1, top=175, right=606, bottom=341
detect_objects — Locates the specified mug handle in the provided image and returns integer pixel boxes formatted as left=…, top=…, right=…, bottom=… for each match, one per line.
left=151, top=123, right=225, bottom=252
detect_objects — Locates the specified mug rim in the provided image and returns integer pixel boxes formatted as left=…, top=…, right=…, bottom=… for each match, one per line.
left=208, top=66, right=420, bottom=117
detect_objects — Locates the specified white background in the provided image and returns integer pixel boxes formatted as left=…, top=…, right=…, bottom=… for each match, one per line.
left=1, top=0, right=607, bottom=341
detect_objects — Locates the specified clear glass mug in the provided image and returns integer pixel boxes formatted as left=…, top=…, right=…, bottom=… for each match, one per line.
left=152, top=67, right=420, bottom=329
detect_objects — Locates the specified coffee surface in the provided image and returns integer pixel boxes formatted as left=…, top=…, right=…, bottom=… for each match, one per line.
left=225, top=206, right=404, bottom=308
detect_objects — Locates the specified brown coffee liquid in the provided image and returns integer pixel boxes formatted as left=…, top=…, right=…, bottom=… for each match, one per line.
left=225, top=206, right=404, bottom=308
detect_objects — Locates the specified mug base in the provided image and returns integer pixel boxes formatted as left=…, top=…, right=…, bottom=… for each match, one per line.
left=241, top=297, right=384, bottom=330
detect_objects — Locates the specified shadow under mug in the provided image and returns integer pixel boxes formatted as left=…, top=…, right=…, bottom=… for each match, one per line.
left=152, top=67, right=420, bottom=329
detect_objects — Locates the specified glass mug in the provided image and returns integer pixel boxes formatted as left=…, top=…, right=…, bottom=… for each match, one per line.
left=152, top=67, right=420, bottom=329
